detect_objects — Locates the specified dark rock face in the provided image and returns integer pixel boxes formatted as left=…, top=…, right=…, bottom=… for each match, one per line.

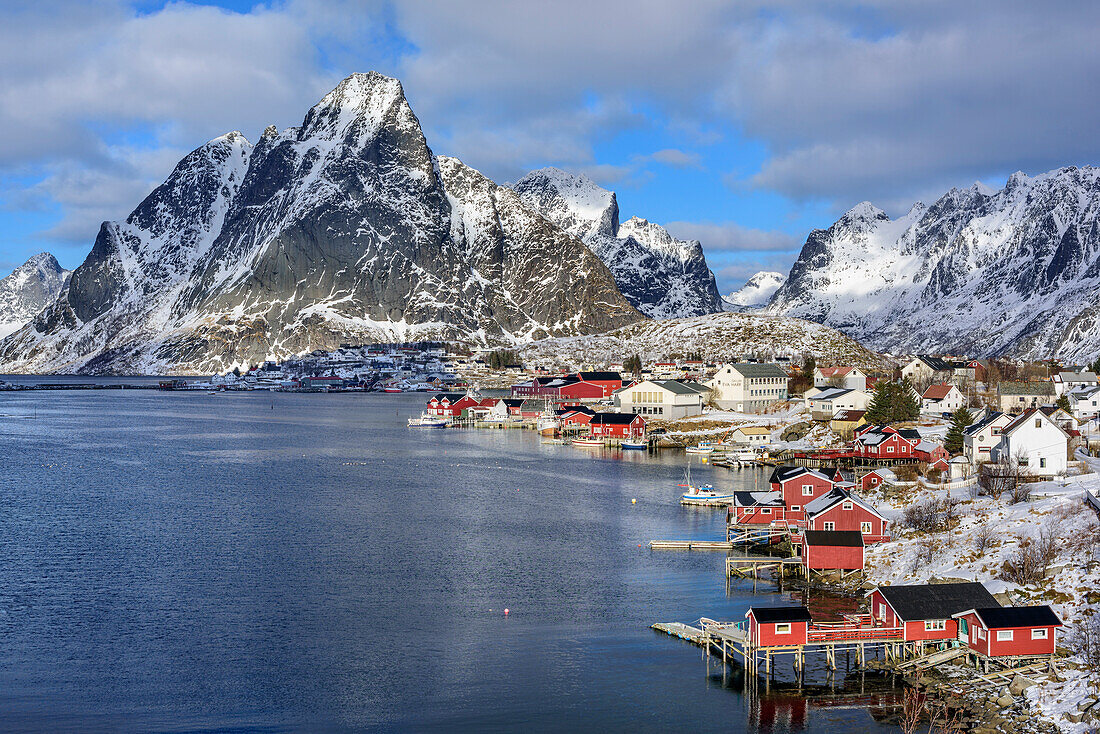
left=765, top=167, right=1100, bottom=361
left=0, top=73, right=641, bottom=374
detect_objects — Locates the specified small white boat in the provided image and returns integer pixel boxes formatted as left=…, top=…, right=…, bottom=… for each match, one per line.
left=677, top=462, right=736, bottom=505
left=408, top=415, right=447, bottom=427
left=572, top=437, right=604, bottom=447
left=621, top=440, right=647, bottom=450
left=685, top=442, right=716, bottom=455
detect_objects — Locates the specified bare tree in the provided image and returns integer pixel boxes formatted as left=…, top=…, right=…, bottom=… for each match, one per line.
left=973, top=522, right=995, bottom=554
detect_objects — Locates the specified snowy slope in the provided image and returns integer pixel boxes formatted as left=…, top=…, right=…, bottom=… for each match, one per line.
left=511, top=168, right=723, bottom=318
left=0, top=73, right=640, bottom=375
left=765, top=167, right=1100, bottom=361
left=517, top=311, right=884, bottom=368
left=723, top=271, right=786, bottom=311
left=0, top=253, right=70, bottom=338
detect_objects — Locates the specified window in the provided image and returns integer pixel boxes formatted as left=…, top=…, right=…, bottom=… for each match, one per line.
left=997, top=630, right=1013, bottom=641
left=1035, top=419, right=1042, bottom=428
left=823, top=521, right=835, bottom=531
left=802, top=485, right=814, bottom=496
left=925, top=620, right=946, bottom=631
left=775, top=623, right=791, bottom=634
left=842, top=501, right=853, bottom=510
left=861, top=522, right=872, bottom=533
left=790, top=505, right=801, bottom=512
left=1032, top=628, right=1048, bottom=639
left=886, top=446, right=895, bottom=453
left=761, top=508, right=771, bottom=515
left=878, top=603, right=886, bottom=620
left=977, top=628, right=986, bottom=640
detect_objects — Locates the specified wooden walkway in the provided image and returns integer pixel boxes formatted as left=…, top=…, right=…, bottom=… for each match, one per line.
left=649, top=540, right=734, bottom=551
left=894, top=645, right=967, bottom=671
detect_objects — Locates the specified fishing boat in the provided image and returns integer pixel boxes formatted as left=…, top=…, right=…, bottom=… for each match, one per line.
left=685, top=442, right=716, bottom=455
left=383, top=386, right=404, bottom=393
left=572, top=437, right=604, bottom=447
left=536, top=400, right=558, bottom=437
left=408, top=414, right=448, bottom=427
left=620, top=439, right=647, bottom=450
left=678, top=462, right=736, bottom=506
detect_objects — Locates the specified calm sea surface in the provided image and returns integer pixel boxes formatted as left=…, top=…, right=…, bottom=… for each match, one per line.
left=0, top=390, right=901, bottom=732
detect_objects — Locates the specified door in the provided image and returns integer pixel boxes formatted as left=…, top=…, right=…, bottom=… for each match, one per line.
left=958, top=617, right=968, bottom=643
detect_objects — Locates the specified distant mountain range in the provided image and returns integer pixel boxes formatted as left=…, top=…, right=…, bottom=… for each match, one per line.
left=723, top=271, right=786, bottom=311
left=0, top=253, right=70, bottom=339
left=0, top=73, right=727, bottom=375
left=764, top=166, right=1100, bottom=361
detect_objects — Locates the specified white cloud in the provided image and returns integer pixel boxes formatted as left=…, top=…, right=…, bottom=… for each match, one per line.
left=663, top=221, right=800, bottom=253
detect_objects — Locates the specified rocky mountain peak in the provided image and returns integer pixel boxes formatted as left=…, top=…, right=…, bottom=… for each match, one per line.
left=511, top=167, right=618, bottom=239
left=723, top=271, right=786, bottom=311
left=0, top=252, right=71, bottom=339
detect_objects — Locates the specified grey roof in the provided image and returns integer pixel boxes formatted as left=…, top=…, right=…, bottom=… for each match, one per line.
left=803, top=530, right=864, bottom=547
left=963, top=411, right=1005, bottom=436
left=962, top=606, right=1062, bottom=629
left=1057, top=371, right=1098, bottom=382
left=748, top=606, right=812, bottom=623
left=915, top=355, right=956, bottom=371
left=811, top=387, right=853, bottom=401
left=726, top=362, right=789, bottom=379
left=998, top=381, right=1054, bottom=396
left=769, top=465, right=833, bottom=484
left=876, top=582, right=999, bottom=622
left=734, top=490, right=784, bottom=507
left=803, top=488, right=884, bottom=519
left=650, top=379, right=710, bottom=395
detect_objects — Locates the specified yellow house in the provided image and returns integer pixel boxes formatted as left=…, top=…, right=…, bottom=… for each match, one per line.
left=829, top=409, right=868, bottom=439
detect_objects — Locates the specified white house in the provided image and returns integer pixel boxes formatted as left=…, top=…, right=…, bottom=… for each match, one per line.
left=615, top=379, right=710, bottom=420
left=997, top=381, right=1055, bottom=413
left=813, top=366, right=868, bottom=391
left=962, top=411, right=1015, bottom=467
left=728, top=425, right=771, bottom=446
left=807, top=387, right=872, bottom=421
left=920, top=384, right=966, bottom=414
left=989, top=408, right=1070, bottom=477
left=901, top=356, right=955, bottom=384
left=1068, top=384, right=1100, bottom=423
left=708, top=363, right=790, bottom=413
left=1052, top=371, right=1098, bottom=397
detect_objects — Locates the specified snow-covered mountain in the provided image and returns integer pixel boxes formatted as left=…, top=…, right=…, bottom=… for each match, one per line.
left=511, top=168, right=723, bottom=319
left=0, top=253, right=70, bottom=339
left=723, top=271, right=786, bottom=311
left=765, top=166, right=1100, bottom=361
left=0, top=73, right=641, bottom=374
left=517, top=311, right=884, bottom=369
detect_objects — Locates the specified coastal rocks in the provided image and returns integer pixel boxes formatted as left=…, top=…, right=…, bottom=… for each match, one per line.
left=1009, top=674, right=1036, bottom=696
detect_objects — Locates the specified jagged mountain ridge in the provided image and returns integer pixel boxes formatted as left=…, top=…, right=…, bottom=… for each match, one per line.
left=0, top=253, right=71, bottom=339
left=511, top=168, right=724, bottom=319
left=0, top=73, right=641, bottom=374
left=723, top=271, right=786, bottom=311
left=765, top=166, right=1100, bottom=361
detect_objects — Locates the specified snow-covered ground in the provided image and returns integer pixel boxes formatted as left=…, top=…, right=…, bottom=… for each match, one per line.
left=866, top=473, right=1100, bottom=732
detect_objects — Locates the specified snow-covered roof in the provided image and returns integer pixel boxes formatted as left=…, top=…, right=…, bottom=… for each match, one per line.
left=734, top=490, right=784, bottom=507
left=805, top=488, right=885, bottom=520
left=811, top=387, right=852, bottom=401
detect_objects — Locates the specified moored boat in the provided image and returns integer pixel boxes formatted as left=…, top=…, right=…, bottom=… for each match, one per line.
left=685, top=442, right=716, bottom=455
left=621, top=440, right=647, bottom=450
left=408, top=415, right=448, bottom=427
left=677, top=461, right=735, bottom=505
left=572, top=437, right=604, bottom=447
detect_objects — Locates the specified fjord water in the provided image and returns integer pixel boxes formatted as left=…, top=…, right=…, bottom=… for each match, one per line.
left=1, top=391, right=897, bottom=732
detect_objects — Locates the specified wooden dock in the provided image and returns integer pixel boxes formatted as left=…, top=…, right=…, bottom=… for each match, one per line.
left=649, top=540, right=734, bottom=551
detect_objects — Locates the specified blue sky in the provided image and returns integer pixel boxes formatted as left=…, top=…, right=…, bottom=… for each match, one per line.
left=2, top=0, right=1098, bottom=291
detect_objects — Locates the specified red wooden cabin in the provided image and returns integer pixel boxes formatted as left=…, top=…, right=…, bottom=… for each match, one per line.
left=860, top=468, right=896, bottom=494
left=746, top=606, right=812, bottom=646
left=731, top=491, right=789, bottom=526
left=427, top=393, right=478, bottom=417
left=952, top=606, right=1062, bottom=658
left=589, top=413, right=646, bottom=438
left=768, top=466, right=839, bottom=522
left=805, top=488, right=891, bottom=543
left=799, top=530, right=865, bottom=571
left=853, top=426, right=919, bottom=459
left=868, top=582, right=999, bottom=643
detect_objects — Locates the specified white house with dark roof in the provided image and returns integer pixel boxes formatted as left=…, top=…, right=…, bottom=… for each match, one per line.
left=997, top=380, right=1055, bottom=413
left=707, top=363, right=790, bottom=413
left=989, top=408, right=1070, bottom=476
left=1067, top=384, right=1100, bottom=423
left=963, top=411, right=1014, bottom=466
left=807, top=387, right=872, bottom=421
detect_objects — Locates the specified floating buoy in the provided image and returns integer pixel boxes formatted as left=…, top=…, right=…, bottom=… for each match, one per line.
left=631, top=498, right=637, bottom=504
left=504, top=608, right=510, bottom=616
